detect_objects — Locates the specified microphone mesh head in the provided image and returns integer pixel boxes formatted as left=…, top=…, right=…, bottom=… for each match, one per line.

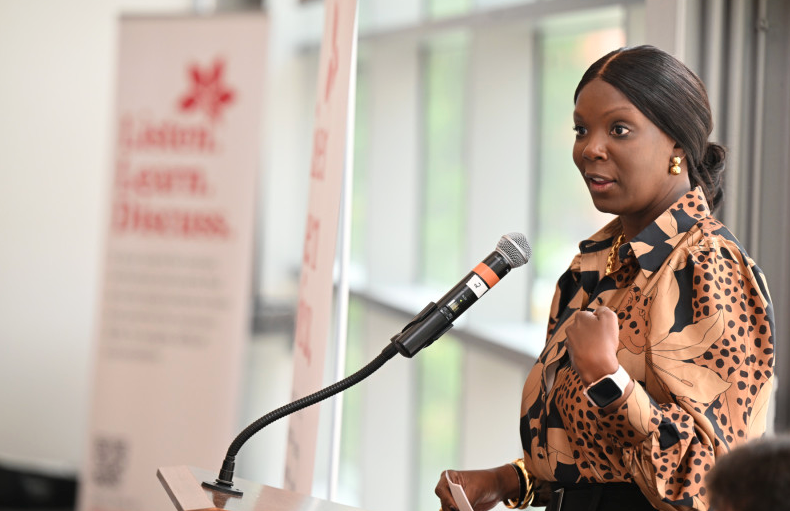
left=496, top=233, right=531, bottom=268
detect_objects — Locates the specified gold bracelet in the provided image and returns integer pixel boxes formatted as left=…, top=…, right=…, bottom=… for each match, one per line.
left=504, top=458, right=534, bottom=509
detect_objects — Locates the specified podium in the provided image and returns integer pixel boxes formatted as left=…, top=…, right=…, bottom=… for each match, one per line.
left=157, top=466, right=363, bottom=511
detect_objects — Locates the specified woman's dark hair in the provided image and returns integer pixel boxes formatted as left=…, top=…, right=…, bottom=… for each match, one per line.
left=574, top=45, right=725, bottom=211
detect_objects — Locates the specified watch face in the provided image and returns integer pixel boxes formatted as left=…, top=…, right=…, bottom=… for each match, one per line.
left=586, top=377, right=623, bottom=408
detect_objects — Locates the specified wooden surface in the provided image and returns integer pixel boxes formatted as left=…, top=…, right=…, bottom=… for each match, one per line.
left=157, top=465, right=363, bottom=511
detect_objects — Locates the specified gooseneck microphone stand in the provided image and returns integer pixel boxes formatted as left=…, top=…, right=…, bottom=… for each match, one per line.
left=203, top=298, right=452, bottom=496
left=202, top=342, right=399, bottom=496
left=203, top=233, right=531, bottom=496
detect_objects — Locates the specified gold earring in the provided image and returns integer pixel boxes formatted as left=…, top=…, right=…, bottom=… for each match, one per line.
left=670, top=156, right=682, bottom=175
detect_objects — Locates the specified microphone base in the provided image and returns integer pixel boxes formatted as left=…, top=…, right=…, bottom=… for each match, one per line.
left=202, top=479, right=244, bottom=497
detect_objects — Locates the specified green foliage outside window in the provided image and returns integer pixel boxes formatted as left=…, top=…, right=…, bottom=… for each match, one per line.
left=421, top=33, right=469, bottom=289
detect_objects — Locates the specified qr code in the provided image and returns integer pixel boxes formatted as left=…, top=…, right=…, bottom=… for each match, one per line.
left=92, top=436, right=129, bottom=487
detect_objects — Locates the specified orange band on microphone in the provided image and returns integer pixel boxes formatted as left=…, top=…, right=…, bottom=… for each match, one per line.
left=473, top=262, right=500, bottom=288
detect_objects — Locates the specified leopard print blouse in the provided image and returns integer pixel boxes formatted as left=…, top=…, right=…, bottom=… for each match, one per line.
left=520, top=188, right=774, bottom=511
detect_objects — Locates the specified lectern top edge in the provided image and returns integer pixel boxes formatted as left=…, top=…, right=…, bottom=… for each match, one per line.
left=157, top=466, right=222, bottom=511
left=158, top=465, right=367, bottom=511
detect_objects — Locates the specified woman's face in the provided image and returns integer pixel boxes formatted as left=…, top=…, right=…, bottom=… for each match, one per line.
left=572, top=78, right=690, bottom=235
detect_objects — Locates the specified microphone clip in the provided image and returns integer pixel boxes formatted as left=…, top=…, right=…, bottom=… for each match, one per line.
left=390, top=302, right=453, bottom=357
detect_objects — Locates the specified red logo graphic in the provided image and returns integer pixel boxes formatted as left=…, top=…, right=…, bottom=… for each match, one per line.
left=310, top=128, right=328, bottom=181
left=302, top=214, right=321, bottom=270
left=295, top=300, right=313, bottom=365
left=179, top=58, right=235, bottom=121
left=324, top=2, right=339, bottom=102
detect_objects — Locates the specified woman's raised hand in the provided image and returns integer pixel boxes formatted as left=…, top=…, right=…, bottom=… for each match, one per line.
left=565, top=306, right=621, bottom=386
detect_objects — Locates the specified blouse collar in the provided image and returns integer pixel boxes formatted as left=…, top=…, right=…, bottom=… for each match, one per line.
left=578, top=187, right=711, bottom=276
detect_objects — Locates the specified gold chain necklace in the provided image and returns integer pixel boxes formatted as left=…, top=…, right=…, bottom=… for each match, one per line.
left=605, top=232, right=626, bottom=276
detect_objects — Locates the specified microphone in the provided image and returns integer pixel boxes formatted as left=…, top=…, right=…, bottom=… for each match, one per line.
left=203, top=232, right=530, bottom=496
left=391, top=232, right=531, bottom=357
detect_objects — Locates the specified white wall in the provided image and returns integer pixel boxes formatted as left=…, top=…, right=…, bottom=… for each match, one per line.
left=0, top=0, right=192, bottom=475
left=0, top=0, right=328, bottom=482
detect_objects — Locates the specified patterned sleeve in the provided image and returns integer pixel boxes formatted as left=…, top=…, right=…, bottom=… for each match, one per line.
left=593, top=235, right=775, bottom=511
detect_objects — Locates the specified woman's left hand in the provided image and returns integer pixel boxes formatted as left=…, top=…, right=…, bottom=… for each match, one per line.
left=565, top=306, right=621, bottom=386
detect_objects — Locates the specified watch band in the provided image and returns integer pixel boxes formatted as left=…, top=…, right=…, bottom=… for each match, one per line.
left=583, top=365, right=630, bottom=407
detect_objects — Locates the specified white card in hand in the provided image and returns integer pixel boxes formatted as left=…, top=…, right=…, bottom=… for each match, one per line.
left=445, top=471, right=474, bottom=511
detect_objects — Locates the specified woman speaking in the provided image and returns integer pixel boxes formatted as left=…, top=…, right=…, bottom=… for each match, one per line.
left=435, top=45, right=775, bottom=511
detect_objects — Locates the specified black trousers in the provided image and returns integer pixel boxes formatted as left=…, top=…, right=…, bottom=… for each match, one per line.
left=546, top=482, right=658, bottom=511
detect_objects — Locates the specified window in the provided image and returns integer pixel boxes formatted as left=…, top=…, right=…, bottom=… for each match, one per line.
left=531, top=10, right=627, bottom=322
left=420, top=32, right=470, bottom=288
left=350, top=55, right=371, bottom=268
left=253, top=2, right=643, bottom=510
left=427, top=0, right=472, bottom=19
left=415, top=335, right=463, bottom=510
left=336, top=5, right=635, bottom=511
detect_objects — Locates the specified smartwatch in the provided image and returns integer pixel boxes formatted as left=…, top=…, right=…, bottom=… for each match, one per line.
left=583, top=365, right=630, bottom=408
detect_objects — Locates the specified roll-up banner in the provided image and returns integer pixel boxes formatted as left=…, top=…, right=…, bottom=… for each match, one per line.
left=79, top=15, right=267, bottom=511
left=284, top=0, right=358, bottom=495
